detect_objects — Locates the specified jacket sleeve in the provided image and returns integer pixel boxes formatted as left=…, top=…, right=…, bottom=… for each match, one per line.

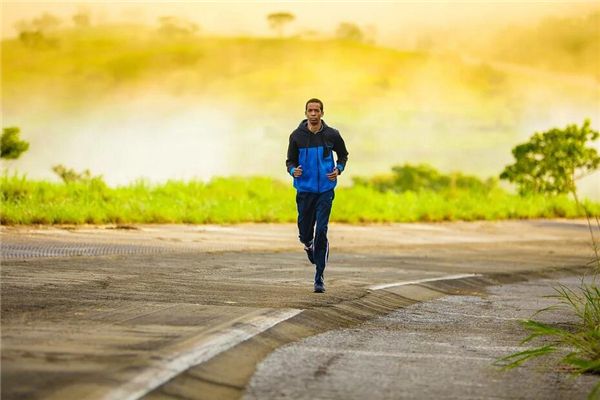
left=285, top=133, right=298, bottom=175
left=333, top=131, right=349, bottom=174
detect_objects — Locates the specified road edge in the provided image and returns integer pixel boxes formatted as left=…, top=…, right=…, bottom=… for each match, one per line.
left=142, top=265, right=589, bottom=400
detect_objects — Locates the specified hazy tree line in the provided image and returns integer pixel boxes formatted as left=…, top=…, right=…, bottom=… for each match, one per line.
left=13, top=10, right=374, bottom=49
left=13, top=10, right=200, bottom=47
left=265, top=12, right=374, bottom=42
left=12, top=8, right=597, bottom=79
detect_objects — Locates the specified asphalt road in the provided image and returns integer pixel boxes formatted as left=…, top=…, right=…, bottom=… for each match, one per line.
left=245, top=275, right=597, bottom=400
left=1, top=220, right=597, bottom=399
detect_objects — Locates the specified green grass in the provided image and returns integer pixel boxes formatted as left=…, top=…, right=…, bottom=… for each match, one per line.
left=495, top=277, right=600, bottom=399
left=1, top=174, right=597, bottom=225
left=496, top=281, right=600, bottom=371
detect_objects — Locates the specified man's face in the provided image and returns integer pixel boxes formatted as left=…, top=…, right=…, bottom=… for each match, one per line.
left=305, top=102, right=323, bottom=125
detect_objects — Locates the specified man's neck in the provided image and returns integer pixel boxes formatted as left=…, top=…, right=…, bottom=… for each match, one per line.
left=308, top=121, right=322, bottom=134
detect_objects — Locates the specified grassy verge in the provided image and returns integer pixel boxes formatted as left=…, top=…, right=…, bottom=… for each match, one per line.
left=495, top=275, right=600, bottom=399
left=1, top=175, right=598, bottom=225
left=495, top=190, right=600, bottom=399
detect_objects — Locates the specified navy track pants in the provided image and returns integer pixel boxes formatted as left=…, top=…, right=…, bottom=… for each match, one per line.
left=296, top=189, right=335, bottom=284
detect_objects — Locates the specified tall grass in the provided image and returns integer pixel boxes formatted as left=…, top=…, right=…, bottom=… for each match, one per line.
left=495, top=199, right=600, bottom=399
left=1, top=174, right=597, bottom=225
left=495, top=279, right=600, bottom=399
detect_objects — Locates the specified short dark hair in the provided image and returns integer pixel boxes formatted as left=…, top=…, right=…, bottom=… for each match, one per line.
left=305, top=98, right=324, bottom=112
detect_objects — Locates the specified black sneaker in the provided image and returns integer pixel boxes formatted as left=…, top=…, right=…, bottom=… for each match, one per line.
left=304, top=242, right=315, bottom=264
left=314, top=281, right=325, bottom=293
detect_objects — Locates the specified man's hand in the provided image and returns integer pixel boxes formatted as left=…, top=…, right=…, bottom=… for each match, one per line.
left=326, top=168, right=339, bottom=181
left=293, top=165, right=303, bottom=177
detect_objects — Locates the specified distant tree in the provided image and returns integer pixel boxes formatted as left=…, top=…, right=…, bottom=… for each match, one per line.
left=15, top=13, right=61, bottom=48
left=336, top=22, right=364, bottom=42
left=267, top=12, right=295, bottom=37
left=1, top=127, right=29, bottom=160
left=18, top=30, right=46, bottom=48
left=31, top=12, right=61, bottom=33
left=500, top=120, right=599, bottom=196
left=158, top=16, right=199, bottom=37
left=72, top=11, right=91, bottom=28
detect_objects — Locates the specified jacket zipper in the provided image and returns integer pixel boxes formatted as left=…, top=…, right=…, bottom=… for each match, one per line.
left=304, top=132, right=310, bottom=178
left=316, top=133, right=320, bottom=192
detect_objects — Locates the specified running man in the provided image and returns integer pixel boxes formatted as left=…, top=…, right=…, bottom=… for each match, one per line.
left=285, top=98, right=349, bottom=293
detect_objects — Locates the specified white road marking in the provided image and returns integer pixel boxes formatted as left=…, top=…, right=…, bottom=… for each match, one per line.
left=100, top=308, right=302, bottom=400
left=369, top=273, right=480, bottom=291
left=98, top=274, right=479, bottom=399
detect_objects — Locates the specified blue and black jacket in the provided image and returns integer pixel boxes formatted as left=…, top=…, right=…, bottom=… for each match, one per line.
left=286, top=119, right=349, bottom=193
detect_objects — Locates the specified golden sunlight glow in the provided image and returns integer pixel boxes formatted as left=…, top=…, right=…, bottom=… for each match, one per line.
left=2, top=1, right=599, bottom=198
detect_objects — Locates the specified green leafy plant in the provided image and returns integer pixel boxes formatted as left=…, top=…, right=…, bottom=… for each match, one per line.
left=1, top=127, right=30, bottom=160
left=495, top=281, right=600, bottom=398
left=500, top=119, right=599, bottom=196
left=501, top=119, right=599, bottom=263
